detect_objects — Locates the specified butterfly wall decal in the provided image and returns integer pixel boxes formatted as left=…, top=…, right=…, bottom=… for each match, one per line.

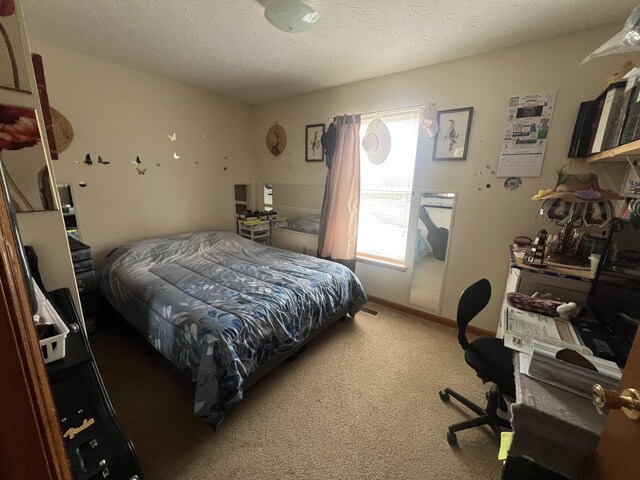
left=98, top=156, right=111, bottom=165
left=173, top=153, right=180, bottom=159
left=79, top=181, right=87, bottom=187
left=130, top=156, right=142, bottom=166
left=136, top=168, right=147, bottom=175
left=83, top=154, right=93, bottom=166
left=167, top=133, right=176, bottom=141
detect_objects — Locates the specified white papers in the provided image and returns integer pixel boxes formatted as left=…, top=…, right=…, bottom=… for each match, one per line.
left=497, top=91, right=557, bottom=177
left=503, top=306, right=592, bottom=357
left=504, top=306, right=561, bottom=340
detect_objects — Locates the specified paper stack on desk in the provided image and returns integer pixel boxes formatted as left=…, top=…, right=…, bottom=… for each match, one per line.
left=519, top=341, right=621, bottom=398
left=503, top=306, right=591, bottom=356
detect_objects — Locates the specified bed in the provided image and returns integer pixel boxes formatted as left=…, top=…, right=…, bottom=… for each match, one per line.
left=98, top=230, right=367, bottom=429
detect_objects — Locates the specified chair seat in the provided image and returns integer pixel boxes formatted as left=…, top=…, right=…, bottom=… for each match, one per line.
left=464, top=337, right=515, bottom=398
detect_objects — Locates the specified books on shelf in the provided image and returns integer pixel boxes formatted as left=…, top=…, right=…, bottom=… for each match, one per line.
left=620, top=85, right=640, bottom=145
left=591, top=82, right=625, bottom=155
left=568, top=100, right=599, bottom=158
left=569, top=78, right=640, bottom=158
left=603, top=79, right=636, bottom=151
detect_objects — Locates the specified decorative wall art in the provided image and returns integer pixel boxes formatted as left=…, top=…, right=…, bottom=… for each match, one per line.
left=305, top=124, right=325, bottom=162
left=432, top=107, right=473, bottom=161
left=621, top=165, right=640, bottom=197
left=0, top=0, right=31, bottom=93
left=266, top=122, right=287, bottom=156
left=0, top=104, right=56, bottom=211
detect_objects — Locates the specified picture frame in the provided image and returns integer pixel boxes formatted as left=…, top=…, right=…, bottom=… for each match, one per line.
left=305, top=124, right=325, bottom=162
left=433, top=107, right=473, bottom=161
left=621, top=164, right=640, bottom=198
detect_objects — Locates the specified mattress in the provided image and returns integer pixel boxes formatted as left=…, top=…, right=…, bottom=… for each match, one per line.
left=98, top=231, right=367, bottom=428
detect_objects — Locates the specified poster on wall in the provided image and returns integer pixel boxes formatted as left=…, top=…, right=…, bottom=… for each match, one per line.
left=496, top=90, right=557, bottom=178
left=0, top=0, right=31, bottom=93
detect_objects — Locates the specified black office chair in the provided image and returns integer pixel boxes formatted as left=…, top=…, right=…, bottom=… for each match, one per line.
left=439, top=278, right=515, bottom=446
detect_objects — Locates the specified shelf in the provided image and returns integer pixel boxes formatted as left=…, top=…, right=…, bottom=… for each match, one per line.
left=586, top=139, right=640, bottom=163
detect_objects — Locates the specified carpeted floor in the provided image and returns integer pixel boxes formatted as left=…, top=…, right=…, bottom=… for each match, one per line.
left=90, top=302, right=503, bottom=479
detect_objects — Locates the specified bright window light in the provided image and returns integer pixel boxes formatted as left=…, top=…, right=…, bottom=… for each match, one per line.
left=357, top=108, right=421, bottom=264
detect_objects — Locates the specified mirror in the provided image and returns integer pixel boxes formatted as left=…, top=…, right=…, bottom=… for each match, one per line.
left=409, top=192, right=456, bottom=313
left=261, top=183, right=323, bottom=234
left=57, top=183, right=80, bottom=240
left=0, top=105, right=57, bottom=212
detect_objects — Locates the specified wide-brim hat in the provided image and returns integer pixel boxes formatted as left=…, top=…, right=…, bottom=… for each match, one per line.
left=362, top=119, right=391, bottom=164
left=50, top=107, right=73, bottom=153
left=266, top=123, right=287, bottom=156
left=532, top=173, right=622, bottom=202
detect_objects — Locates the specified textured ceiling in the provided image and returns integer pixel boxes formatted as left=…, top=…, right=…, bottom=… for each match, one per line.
left=21, top=0, right=637, bottom=105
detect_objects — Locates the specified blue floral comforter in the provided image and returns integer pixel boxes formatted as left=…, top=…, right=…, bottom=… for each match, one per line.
left=98, top=231, right=367, bottom=428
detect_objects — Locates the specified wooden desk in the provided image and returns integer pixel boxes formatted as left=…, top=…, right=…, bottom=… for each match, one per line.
left=507, top=246, right=593, bottom=306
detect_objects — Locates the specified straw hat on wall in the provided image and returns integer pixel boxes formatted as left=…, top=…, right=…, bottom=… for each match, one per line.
left=266, top=122, right=287, bottom=156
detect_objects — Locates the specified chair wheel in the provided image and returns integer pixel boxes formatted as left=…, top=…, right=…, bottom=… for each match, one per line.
left=439, top=389, right=450, bottom=402
left=447, top=431, right=458, bottom=446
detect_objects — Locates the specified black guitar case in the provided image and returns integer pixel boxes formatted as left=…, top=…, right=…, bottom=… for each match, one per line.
left=419, top=206, right=449, bottom=261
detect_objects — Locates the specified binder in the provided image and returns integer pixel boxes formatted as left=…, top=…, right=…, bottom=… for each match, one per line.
left=568, top=100, right=599, bottom=158
left=591, top=82, right=626, bottom=154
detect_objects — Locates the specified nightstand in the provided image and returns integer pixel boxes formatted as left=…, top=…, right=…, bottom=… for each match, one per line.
left=237, top=219, right=271, bottom=244
left=68, top=237, right=103, bottom=334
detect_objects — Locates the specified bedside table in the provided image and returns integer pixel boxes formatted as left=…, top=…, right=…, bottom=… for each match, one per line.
left=237, top=219, right=271, bottom=244
left=68, top=237, right=104, bottom=334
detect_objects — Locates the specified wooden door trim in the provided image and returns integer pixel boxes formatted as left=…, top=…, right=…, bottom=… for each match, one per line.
left=0, top=188, right=71, bottom=479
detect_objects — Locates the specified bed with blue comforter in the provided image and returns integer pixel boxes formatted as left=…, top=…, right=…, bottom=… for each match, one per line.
left=98, top=230, right=367, bottom=429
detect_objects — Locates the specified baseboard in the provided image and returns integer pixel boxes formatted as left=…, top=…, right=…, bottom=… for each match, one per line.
left=366, top=295, right=494, bottom=338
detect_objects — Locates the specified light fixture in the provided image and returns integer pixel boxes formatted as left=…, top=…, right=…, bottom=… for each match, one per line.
left=264, top=0, right=319, bottom=33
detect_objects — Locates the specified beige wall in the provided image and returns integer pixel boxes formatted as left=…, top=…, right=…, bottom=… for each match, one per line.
left=32, top=41, right=255, bottom=266
left=252, top=25, right=635, bottom=331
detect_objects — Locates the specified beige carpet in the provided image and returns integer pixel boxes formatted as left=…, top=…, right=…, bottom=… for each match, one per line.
left=90, top=302, right=503, bottom=479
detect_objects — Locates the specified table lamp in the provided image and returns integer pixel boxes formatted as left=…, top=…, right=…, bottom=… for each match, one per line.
left=532, top=171, right=622, bottom=266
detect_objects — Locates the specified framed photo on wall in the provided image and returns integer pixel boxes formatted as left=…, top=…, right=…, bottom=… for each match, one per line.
left=433, top=107, right=473, bottom=161
left=621, top=164, right=640, bottom=197
left=305, top=124, right=325, bottom=162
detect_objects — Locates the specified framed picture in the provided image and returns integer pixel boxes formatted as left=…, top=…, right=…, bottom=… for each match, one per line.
left=621, top=164, right=640, bottom=197
left=305, top=124, right=325, bottom=162
left=433, top=107, right=473, bottom=161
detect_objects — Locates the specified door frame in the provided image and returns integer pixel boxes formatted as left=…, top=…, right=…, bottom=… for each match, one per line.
left=0, top=186, right=71, bottom=479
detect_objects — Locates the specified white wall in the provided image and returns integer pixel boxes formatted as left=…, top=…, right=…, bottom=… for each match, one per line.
left=31, top=41, right=255, bottom=266
left=252, top=25, right=634, bottom=331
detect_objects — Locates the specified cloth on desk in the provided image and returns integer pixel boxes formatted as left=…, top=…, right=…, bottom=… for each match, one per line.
left=509, top=355, right=605, bottom=479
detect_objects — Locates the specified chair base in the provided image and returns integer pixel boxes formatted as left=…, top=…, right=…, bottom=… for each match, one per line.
left=440, top=384, right=511, bottom=446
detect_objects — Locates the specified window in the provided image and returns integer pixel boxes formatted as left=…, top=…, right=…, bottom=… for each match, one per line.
left=357, top=108, right=421, bottom=265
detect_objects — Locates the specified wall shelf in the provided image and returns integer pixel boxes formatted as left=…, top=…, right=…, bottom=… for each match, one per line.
left=586, top=139, right=640, bottom=163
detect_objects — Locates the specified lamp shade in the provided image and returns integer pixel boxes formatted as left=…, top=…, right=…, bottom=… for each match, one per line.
left=264, top=0, right=319, bottom=33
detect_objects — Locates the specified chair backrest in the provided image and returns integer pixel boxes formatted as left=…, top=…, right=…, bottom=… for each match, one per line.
left=456, top=278, right=491, bottom=350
